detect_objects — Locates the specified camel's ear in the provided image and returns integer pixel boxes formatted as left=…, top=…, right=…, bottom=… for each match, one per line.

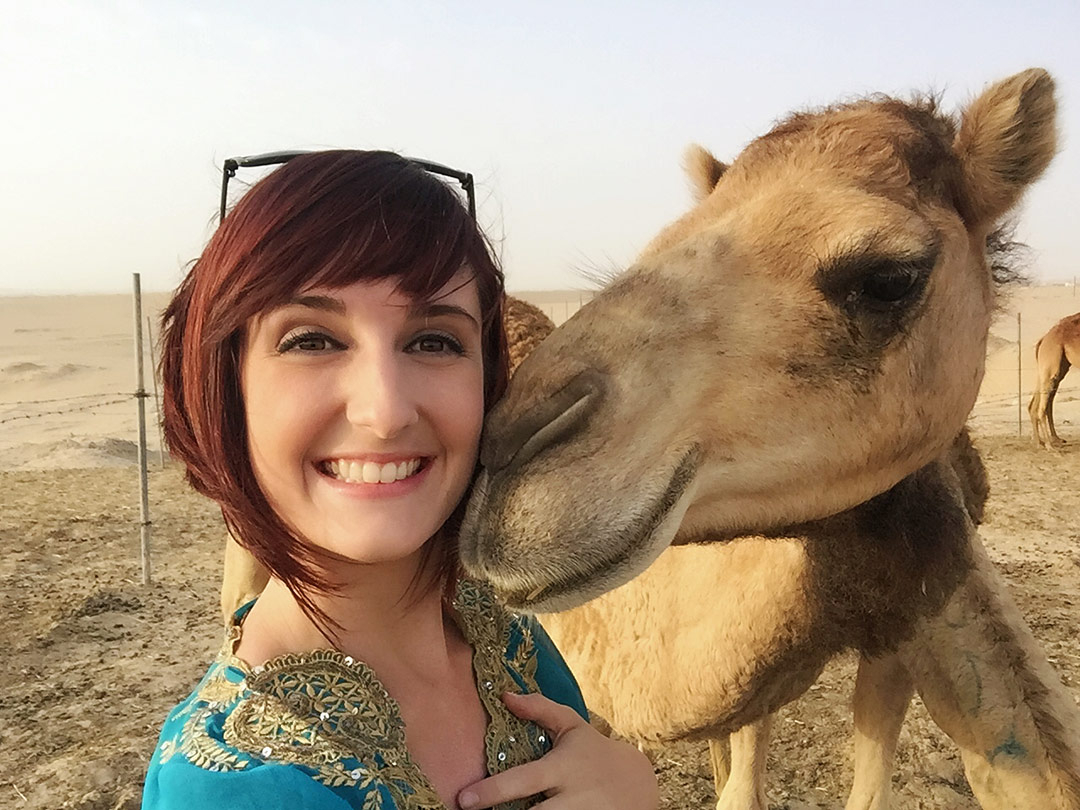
left=683, top=144, right=728, bottom=202
left=954, top=68, right=1057, bottom=225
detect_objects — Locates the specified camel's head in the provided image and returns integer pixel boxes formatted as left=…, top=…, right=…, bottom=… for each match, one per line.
left=461, top=70, right=1057, bottom=612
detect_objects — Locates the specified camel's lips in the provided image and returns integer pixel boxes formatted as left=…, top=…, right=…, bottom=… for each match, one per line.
left=490, top=445, right=702, bottom=612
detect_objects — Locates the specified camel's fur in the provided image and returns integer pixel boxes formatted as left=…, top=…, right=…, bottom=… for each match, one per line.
left=461, top=70, right=1080, bottom=809
left=1027, top=311, right=1080, bottom=448
left=503, top=296, right=557, bottom=379
left=217, top=295, right=559, bottom=626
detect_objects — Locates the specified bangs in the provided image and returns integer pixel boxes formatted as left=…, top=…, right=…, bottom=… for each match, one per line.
left=208, top=151, right=490, bottom=334
left=292, top=165, right=479, bottom=302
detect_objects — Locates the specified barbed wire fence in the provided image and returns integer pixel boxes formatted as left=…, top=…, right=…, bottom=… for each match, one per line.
left=1, top=274, right=162, bottom=585
left=0, top=392, right=132, bottom=425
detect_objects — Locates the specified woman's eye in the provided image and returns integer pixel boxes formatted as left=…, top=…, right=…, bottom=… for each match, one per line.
left=277, top=331, right=341, bottom=354
left=409, top=333, right=465, bottom=355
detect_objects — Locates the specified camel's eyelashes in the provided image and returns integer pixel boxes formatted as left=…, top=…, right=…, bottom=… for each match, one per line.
left=860, top=264, right=924, bottom=304
left=817, top=255, right=931, bottom=317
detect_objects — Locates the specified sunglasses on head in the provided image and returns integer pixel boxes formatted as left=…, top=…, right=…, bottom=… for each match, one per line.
left=219, top=150, right=476, bottom=223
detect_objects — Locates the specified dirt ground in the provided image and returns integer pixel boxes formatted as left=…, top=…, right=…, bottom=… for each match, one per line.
left=2, top=433, right=1078, bottom=810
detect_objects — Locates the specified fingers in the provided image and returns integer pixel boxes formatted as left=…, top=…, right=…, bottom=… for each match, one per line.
left=500, top=691, right=586, bottom=740
left=457, top=758, right=550, bottom=810
left=461, top=693, right=658, bottom=809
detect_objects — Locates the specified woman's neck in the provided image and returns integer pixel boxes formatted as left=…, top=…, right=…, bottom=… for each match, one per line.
left=234, top=554, right=459, bottom=687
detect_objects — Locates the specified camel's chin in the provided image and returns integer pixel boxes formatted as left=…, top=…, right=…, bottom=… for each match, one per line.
left=479, top=513, right=677, bottom=613
left=494, top=580, right=594, bottom=614
left=489, top=552, right=647, bottom=614
left=463, top=446, right=702, bottom=612
left=489, top=452, right=703, bottom=613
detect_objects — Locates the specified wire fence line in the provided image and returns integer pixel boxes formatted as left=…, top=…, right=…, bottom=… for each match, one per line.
left=974, top=391, right=1032, bottom=408
left=50, top=335, right=134, bottom=343
left=0, top=392, right=129, bottom=407
left=521, top=292, right=597, bottom=327
left=0, top=393, right=134, bottom=424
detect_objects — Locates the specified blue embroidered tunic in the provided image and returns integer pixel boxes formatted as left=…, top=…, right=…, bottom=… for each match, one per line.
left=143, top=581, right=586, bottom=809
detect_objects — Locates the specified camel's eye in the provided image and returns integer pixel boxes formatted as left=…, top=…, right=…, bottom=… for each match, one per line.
left=816, top=248, right=936, bottom=349
left=862, top=264, right=921, bottom=304
left=818, top=250, right=934, bottom=319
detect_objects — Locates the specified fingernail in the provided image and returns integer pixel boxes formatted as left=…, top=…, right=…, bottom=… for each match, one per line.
left=458, top=790, right=478, bottom=809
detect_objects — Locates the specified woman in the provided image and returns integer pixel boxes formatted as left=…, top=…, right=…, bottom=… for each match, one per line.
left=142, top=150, right=658, bottom=810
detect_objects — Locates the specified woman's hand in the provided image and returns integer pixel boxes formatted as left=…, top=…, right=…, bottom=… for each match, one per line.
left=457, top=692, right=659, bottom=810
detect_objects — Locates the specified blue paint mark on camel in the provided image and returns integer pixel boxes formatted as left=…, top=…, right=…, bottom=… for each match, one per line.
left=989, top=732, right=1028, bottom=762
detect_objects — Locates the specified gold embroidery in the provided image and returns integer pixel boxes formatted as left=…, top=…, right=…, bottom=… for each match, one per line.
left=178, top=704, right=249, bottom=771
left=198, top=671, right=245, bottom=707
left=452, top=581, right=551, bottom=793
left=173, top=580, right=551, bottom=809
left=225, top=650, right=443, bottom=809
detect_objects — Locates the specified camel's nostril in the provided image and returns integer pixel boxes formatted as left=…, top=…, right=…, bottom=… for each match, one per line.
left=481, top=369, right=607, bottom=473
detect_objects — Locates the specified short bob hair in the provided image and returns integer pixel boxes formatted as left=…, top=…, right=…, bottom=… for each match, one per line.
left=161, top=150, right=509, bottom=627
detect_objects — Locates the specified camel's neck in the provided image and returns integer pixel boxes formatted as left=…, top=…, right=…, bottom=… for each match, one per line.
left=797, top=454, right=976, bottom=655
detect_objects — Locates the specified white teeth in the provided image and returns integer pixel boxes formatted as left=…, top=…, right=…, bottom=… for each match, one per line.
left=326, top=458, right=423, bottom=484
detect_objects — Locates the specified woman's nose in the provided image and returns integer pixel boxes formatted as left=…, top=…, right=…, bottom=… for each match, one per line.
left=344, top=353, right=420, bottom=439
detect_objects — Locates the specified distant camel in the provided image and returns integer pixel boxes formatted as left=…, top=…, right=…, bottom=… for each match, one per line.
left=1028, top=311, right=1080, bottom=448
left=461, top=69, right=1080, bottom=810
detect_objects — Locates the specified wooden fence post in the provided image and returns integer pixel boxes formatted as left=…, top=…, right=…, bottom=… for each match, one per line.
left=1017, top=312, right=1023, bottom=437
left=133, top=274, right=152, bottom=585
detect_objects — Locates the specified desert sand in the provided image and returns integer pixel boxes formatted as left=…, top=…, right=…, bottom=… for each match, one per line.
left=1, top=285, right=1079, bottom=809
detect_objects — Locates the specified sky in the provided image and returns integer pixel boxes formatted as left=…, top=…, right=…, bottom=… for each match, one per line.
left=1, top=0, right=1078, bottom=294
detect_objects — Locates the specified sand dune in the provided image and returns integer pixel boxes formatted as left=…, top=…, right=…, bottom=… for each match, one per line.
left=2, top=361, right=100, bottom=381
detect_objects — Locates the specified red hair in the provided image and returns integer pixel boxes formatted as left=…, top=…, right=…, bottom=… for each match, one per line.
left=161, top=151, right=508, bottom=630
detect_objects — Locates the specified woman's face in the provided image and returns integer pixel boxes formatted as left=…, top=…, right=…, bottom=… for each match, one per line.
left=241, top=272, right=485, bottom=568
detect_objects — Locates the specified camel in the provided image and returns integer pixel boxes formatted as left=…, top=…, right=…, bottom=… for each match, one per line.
left=477, top=295, right=999, bottom=808
left=217, top=294, right=562, bottom=626
left=1027, top=311, right=1080, bottom=448
left=475, top=281, right=998, bottom=810
left=460, top=68, right=1080, bottom=810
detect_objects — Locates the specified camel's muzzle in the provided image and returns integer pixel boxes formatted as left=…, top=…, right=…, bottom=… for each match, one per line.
left=480, top=368, right=607, bottom=474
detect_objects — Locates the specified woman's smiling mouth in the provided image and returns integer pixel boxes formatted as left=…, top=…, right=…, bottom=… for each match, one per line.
left=320, top=458, right=426, bottom=484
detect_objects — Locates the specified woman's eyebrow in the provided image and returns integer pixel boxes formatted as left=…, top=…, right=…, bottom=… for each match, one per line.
left=410, top=302, right=480, bottom=329
left=287, top=294, right=347, bottom=314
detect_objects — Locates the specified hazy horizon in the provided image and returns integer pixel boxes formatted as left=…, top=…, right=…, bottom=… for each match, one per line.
left=3, top=1, right=1078, bottom=295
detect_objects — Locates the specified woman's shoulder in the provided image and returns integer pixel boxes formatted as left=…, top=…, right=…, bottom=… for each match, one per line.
left=142, top=651, right=431, bottom=809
